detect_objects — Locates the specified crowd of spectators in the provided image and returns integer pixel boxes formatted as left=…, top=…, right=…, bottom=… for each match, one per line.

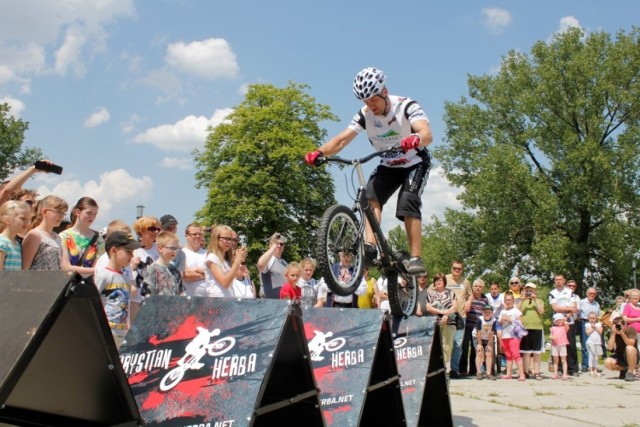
left=1, top=166, right=637, bottom=377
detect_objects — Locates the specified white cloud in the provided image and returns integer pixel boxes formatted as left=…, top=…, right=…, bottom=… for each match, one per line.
left=54, top=27, right=88, bottom=77
left=165, top=38, right=238, bottom=79
left=161, top=156, right=193, bottom=170
left=34, top=168, right=153, bottom=223
left=0, top=96, right=25, bottom=117
left=380, top=166, right=463, bottom=234
left=84, top=106, right=111, bottom=128
left=131, top=108, right=233, bottom=152
left=557, top=16, right=581, bottom=34
left=0, top=0, right=135, bottom=84
left=482, top=7, right=512, bottom=34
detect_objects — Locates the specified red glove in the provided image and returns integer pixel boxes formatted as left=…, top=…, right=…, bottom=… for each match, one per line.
left=305, top=150, right=323, bottom=166
left=400, top=134, right=420, bottom=152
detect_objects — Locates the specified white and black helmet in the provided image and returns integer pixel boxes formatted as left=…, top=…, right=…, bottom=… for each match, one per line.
left=352, top=67, right=386, bottom=101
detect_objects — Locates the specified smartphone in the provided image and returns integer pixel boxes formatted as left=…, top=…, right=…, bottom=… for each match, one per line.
left=34, top=161, right=63, bottom=175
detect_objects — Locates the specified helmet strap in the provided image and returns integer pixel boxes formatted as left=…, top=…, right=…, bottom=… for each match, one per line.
left=377, top=94, right=390, bottom=116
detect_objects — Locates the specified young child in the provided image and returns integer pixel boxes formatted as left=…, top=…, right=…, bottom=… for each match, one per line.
left=142, top=231, right=184, bottom=296
left=0, top=200, right=30, bottom=270
left=550, top=313, right=570, bottom=380
left=22, top=195, right=68, bottom=270
left=94, top=231, right=142, bottom=348
left=474, top=304, right=497, bottom=380
left=585, top=311, right=604, bottom=377
left=280, top=262, right=302, bottom=301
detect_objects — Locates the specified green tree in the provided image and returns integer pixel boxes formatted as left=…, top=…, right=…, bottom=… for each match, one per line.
left=194, top=82, right=338, bottom=266
left=0, top=103, right=43, bottom=179
left=436, top=27, right=640, bottom=298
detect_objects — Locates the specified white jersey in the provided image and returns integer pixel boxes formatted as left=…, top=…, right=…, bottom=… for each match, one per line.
left=347, top=95, right=429, bottom=168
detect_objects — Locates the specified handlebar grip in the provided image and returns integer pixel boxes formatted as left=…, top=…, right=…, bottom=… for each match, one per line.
left=314, top=156, right=326, bottom=166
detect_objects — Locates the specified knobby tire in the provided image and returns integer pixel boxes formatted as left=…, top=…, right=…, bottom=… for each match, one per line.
left=316, top=204, right=365, bottom=296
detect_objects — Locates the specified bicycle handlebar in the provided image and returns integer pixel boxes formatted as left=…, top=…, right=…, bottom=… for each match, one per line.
left=315, top=146, right=404, bottom=167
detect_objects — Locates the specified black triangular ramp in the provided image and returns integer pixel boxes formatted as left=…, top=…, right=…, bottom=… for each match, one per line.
left=390, top=315, right=453, bottom=427
left=0, top=271, right=142, bottom=426
left=302, top=308, right=405, bottom=426
left=252, top=303, right=324, bottom=426
left=359, top=315, right=407, bottom=426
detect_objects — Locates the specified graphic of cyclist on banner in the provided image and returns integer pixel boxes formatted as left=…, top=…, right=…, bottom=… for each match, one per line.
left=305, top=67, right=433, bottom=275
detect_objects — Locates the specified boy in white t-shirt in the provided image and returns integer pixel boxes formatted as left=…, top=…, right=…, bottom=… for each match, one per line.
left=94, top=231, right=142, bottom=348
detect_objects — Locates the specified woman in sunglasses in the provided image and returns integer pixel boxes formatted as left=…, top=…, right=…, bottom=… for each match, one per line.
left=132, top=216, right=162, bottom=296
left=204, top=224, right=247, bottom=298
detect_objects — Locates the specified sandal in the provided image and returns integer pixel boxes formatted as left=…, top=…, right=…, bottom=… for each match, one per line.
left=534, top=373, right=543, bottom=380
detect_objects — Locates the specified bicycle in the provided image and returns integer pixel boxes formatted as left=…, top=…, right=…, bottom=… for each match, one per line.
left=314, top=146, right=419, bottom=317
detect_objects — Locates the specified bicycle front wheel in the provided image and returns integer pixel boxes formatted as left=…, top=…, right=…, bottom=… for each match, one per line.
left=387, top=270, right=418, bottom=318
left=316, top=204, right=365, bottom=296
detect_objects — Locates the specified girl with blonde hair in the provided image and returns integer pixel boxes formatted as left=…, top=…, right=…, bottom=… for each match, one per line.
left=204, top=224, right=247, bottom=297
left=0, top=200, right=31, bottom=270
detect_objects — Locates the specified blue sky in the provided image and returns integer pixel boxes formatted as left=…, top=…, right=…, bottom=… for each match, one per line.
left=0, top=0, right=636, bottom=236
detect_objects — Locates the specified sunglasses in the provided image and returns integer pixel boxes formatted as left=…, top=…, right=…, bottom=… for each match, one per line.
left=277, top=242, right=285, bottom=247
left=219, top=236, right=239, bottom=243
left=147, top=226, right=161, bottom=232
left=452, top=266, right=462, bottom=271
left=510, top=281, right=520, bottom=285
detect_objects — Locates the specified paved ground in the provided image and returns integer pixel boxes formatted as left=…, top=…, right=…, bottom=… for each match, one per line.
left=448, top=368, right=640, bottom=427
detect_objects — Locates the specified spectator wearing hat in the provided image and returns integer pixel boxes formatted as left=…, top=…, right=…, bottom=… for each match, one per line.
left=257, top=232, right=288, bottom=298
left=549, top=273, right=579, bottom=375
left=473, top=304, right=497, bottom=380
left=94, top=231, right=142, bottom=348
left=160, top=214, right=185, bottom=276
left=517, top=283, right=545, bottom=379
left=550, top=313, right=570, bottom=380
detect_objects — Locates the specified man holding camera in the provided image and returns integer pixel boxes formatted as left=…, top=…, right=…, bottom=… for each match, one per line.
left=604, top=312, right=638, bottom=381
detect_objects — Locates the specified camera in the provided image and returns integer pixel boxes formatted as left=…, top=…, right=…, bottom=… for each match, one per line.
left=615, top=324, right=622, bottom=331
left=525, top=291, right=532, bottom=298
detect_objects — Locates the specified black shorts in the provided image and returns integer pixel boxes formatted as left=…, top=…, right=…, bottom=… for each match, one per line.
left=519, top=329, right=543, bottom=353
left=365, top=151, right=431, bottom=221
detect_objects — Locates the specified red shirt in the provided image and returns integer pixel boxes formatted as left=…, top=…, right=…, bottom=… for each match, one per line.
left=280, top=281, right=301, bottom=300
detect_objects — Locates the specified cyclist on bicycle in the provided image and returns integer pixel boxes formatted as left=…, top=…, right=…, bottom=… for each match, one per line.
left=305, top=67, right=432, bottom=274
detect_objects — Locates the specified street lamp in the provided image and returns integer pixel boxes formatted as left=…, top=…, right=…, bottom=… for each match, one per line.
left=136, top=205, right=145, bottom=219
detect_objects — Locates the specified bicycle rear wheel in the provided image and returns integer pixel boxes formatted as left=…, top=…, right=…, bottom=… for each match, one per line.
left=386, top=270, right=418, bottom=317
left=316, top=204, right=365, bottom=296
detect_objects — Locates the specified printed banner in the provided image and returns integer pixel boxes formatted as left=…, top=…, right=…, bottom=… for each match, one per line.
left=120, top=297, right=321, bottom=427
left=302, top=307, right=404, bottom=426
left=391, top=315, right=452, bottom=427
